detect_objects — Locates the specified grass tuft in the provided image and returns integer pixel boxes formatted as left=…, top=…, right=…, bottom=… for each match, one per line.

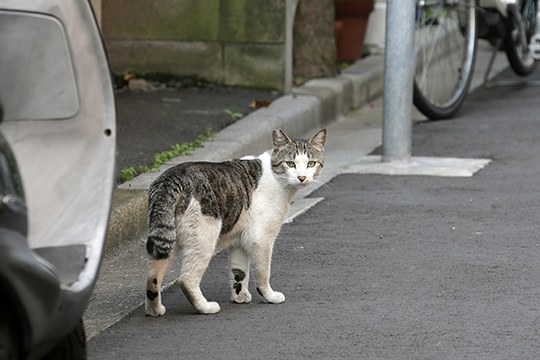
left=120, top=127, right=215, bottom=183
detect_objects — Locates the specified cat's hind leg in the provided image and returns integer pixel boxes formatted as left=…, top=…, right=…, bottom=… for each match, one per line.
left=179, top=247, right=221, bottom=314
left=145, top=258, right=170, bottom=316
left=178, top=209, right=222, bottom=315
left=229, top=245, right=251, bottom=304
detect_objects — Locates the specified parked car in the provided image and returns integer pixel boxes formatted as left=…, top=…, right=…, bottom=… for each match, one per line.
left=0, top=1, right=116, bottom=358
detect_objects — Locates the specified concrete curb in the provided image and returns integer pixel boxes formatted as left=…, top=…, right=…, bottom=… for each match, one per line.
left=105, top=54, right=384, bottom=255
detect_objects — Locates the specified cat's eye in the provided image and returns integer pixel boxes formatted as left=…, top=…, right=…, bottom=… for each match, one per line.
left=307, top=161, right=317, bottom=168
left=286, top=161, right=296, bottom=168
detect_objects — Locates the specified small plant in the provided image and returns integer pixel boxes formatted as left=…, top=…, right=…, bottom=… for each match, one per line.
left=224, top=109, right=244, bottom=121
left=293, top=75, right=306, bottom=87
left=120, top=167, right=139, bottom=182
left=119, top=128, right=215, bottom=183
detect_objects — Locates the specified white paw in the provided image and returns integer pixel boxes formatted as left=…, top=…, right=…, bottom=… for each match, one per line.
left=198, top=301, right=221, bottom=315
left=264, top=291, right=285, bottom=304
left=232, top=290, right=252, bottom=304
left=145, top=302, right=166, bottom=317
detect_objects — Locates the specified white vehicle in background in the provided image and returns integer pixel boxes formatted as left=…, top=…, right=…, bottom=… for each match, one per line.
left=0, top=1, right=116, bottom=358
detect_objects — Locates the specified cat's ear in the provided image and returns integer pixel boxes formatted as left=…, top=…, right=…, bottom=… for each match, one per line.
left=273, top=128, right=292, bottom=147
left=309, top=129, right=327, bottom=150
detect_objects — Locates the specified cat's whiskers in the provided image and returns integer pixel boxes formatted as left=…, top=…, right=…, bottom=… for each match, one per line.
left=309, top=178, right=331, bottom=191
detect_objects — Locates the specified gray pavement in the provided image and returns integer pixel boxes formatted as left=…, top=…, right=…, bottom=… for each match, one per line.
left=85, top=41, right=540, bottom=359
left=87, top=64, right=540, bottom=359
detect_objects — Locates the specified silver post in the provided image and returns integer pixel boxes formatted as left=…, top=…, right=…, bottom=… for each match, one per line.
left=284, top=0, right=299, bottom=94
left=382, top=0, right=416, bottom=163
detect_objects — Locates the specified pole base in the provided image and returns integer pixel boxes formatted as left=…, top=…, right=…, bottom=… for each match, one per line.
left=341, top=155, right=491, bottom=177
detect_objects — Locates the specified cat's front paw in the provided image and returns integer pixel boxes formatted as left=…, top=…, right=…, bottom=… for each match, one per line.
left=197, top=301, right=221, bottom=315
left=232, top=289, right=252, bottom=304
left=145, top=302, right=166, bottom=317
left=257, top=288, right=285, bottom=304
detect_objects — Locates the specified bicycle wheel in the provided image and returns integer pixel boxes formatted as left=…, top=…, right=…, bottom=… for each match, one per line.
left=504, top=0, right=537, bottom=76
left=414, top=0, right=478, bottom=120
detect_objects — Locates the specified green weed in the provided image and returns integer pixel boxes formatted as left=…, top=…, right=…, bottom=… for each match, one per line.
left=224, top=109, right=244, bottom=121
left=119, top=128, right=215, bottom=183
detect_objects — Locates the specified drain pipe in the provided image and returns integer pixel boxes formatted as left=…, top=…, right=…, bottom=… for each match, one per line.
left=382, top=0, right=416, bottom=163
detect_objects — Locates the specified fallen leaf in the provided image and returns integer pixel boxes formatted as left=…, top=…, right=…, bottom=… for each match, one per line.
left=250, top=100, right=272, bottom=109
left=123, top=72, right=136, bottom=81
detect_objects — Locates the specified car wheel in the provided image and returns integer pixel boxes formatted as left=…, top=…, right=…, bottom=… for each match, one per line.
left=0, top=288, right=20, bottom=360
left=0, top=317, right=19, bottom=360
left=42, top=319, right=86, bottom=360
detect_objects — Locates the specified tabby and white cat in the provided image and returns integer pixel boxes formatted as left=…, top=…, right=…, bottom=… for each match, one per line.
left=145, top=128, right=326, bottom=316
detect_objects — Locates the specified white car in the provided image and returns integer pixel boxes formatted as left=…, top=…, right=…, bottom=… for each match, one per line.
left=0, top=1, right=116, bottom=358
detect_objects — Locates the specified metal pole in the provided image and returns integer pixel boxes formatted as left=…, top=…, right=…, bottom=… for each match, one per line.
left=284, top=0, right=299, bottom=94
left=382, top=0, right=416, bottom=163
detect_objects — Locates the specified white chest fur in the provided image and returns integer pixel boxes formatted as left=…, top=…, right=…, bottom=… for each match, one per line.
left=218, top=151, right=296, bottom=249
left=251, top=152, right=295, bottom=223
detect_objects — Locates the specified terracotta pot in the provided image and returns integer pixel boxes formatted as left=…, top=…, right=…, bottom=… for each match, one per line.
left=334, top=0, right=375, bottom=62
left=335, top=0, right=374, bottom=16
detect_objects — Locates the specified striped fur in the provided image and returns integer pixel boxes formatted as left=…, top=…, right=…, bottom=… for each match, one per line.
left=146, top=159, right=263, bottom=259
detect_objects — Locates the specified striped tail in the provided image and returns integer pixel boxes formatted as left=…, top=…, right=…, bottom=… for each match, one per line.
left=146, top=177, right=183, bottom=259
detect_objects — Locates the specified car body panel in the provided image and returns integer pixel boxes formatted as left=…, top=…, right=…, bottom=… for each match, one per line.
left=0, top=0, right=115, bottom=356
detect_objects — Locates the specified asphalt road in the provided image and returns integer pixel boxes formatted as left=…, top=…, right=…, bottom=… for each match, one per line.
left=89, top=67, right=540, bottom=359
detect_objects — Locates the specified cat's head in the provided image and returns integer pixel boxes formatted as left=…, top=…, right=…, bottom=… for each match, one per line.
left=271, top=128, right=326, bottom=187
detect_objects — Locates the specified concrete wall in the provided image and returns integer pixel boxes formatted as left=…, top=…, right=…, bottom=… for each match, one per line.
left=101, top=0, right=288, bottom=90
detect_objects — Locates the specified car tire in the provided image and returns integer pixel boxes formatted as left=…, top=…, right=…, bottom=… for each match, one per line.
left=0, top=316, right=19, bottom=360
left=0, top=287, right=20, bottom=360
left=42, top=319, right=86, bottom=360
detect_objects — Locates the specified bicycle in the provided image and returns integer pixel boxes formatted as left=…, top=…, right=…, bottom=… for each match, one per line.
left=413, top=0, right=539, bottom=120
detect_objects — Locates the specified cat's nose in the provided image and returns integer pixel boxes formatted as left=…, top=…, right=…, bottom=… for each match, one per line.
left=298, top=176, right=306, bottom=182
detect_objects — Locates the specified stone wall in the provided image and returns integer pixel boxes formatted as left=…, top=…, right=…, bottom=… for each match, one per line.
left=101, top=0, right=289, bottom=90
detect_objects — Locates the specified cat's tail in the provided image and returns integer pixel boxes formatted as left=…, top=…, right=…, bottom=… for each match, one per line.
left=146, top=175, right=183, bottom=259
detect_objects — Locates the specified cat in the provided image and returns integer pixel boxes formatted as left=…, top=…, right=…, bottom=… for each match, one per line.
left=145, top=128, right=326, bottom=316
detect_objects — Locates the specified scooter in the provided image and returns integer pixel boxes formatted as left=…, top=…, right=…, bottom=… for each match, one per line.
left=414, top=0, right=539, bottom=119
left=479, top=0, right=539, bottom=82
